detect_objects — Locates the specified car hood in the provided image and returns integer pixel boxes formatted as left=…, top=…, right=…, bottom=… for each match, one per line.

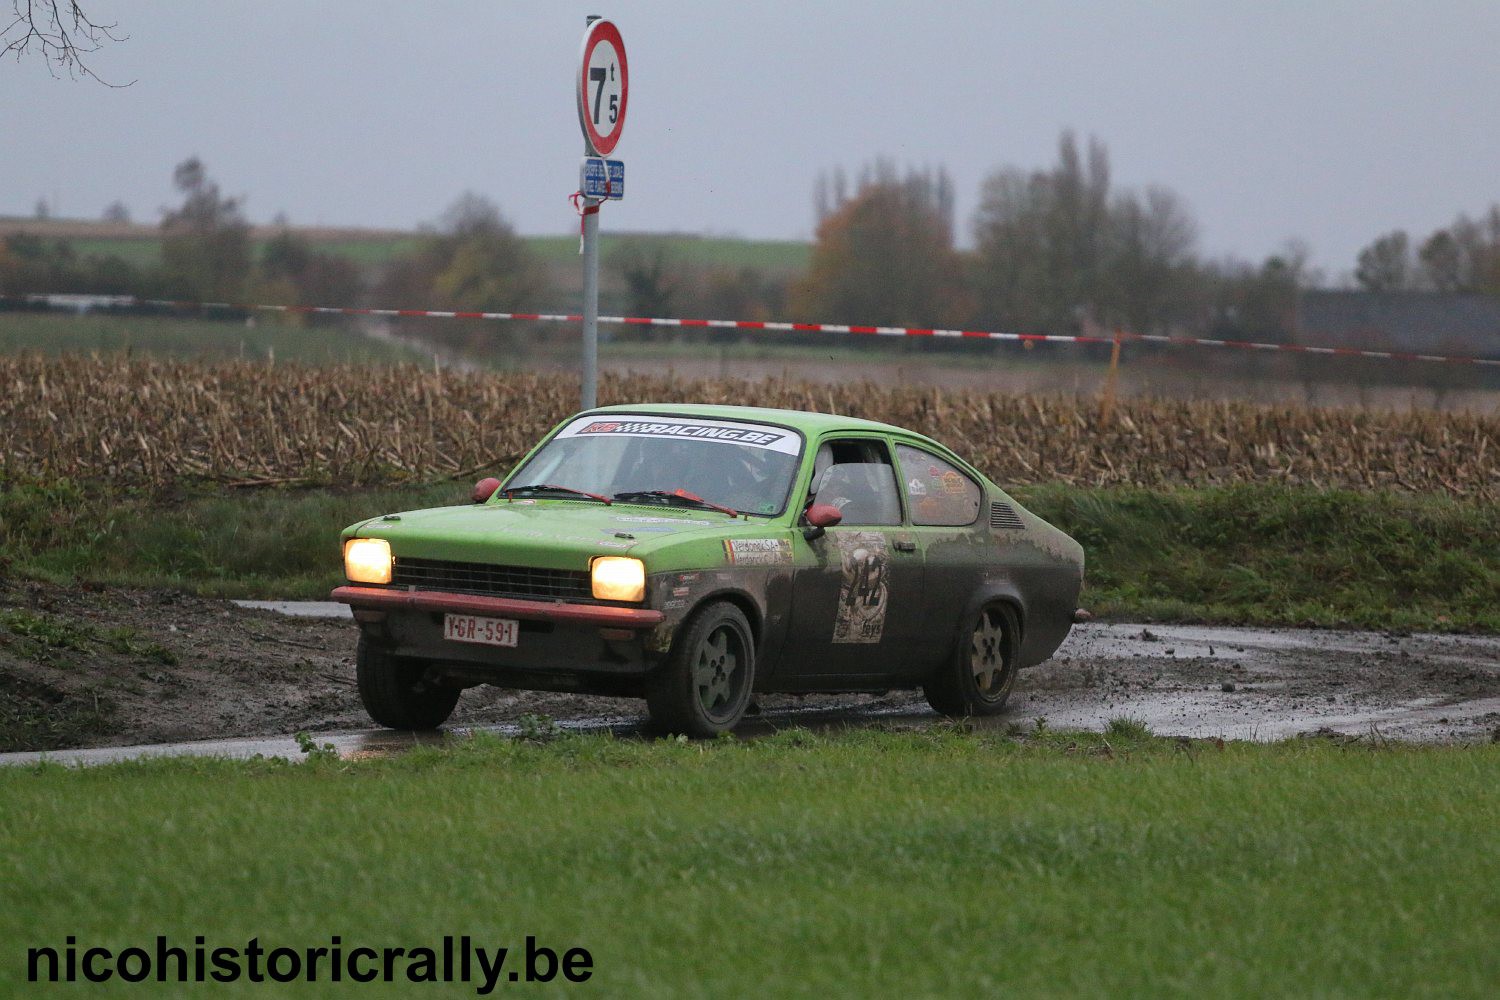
left=346, top=500, right=744, bottom=571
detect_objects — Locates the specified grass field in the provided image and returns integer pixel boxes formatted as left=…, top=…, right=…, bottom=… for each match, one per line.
left=2, top=728, right=1497, bottom=997
left=527, top=232, right=812, bottom=273
left=0, top=312, right=423, bottom=365
left=64, top=237, right=165, bottom=269
left=59, top=236, right=429, bottom=271
left=3, top=479, right=1494, bottom=631
left=29, top=228, right=811, bottom=275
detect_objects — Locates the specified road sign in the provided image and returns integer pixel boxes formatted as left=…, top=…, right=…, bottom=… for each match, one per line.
left=580, top=157, right=625, bottom=200
left=577, top=19, right=628, bottom=157
left=575, top=18, right=628, bottom=413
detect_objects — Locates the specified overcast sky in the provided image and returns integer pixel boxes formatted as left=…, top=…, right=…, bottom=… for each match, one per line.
left=4, top=1, right=1498, bottom=275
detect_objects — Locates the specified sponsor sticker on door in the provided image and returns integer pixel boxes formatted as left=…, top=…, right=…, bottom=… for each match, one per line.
left=832, top=532, right=889, bottom=644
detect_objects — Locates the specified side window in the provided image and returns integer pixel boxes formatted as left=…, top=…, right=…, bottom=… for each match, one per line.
left=896, top=445, right=981, bottom=526
left=808, top=439, right=902, bottom=526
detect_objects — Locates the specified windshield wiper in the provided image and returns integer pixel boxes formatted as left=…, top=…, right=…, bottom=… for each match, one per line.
left=503, top=483, right=612, bottom=504
left=612, top=489, right=738, bottom=517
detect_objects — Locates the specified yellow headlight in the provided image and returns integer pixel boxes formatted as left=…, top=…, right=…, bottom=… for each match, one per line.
left=591, top=556, right=645, bottom=602
left=344, top=538, right=393, bottom=585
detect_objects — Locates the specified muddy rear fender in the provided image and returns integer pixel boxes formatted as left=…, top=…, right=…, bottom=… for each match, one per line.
left=953, top=580, right=1029, bottom=664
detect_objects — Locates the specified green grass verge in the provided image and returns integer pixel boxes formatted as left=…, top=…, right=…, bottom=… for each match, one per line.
left=2, top=480, right=1494, bottom=629
left=1016, top=483, right=1500, bottom=632
left=0, top=312, right=424, bottom=365
left=2, top=729, right=1497, bottom=997
left=0, top=480, right=465, bottom=599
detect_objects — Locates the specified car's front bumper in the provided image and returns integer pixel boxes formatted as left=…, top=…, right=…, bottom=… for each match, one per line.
left=330, top=585, right=664, bottom=628
left=331, top=585, right=665, bottom=694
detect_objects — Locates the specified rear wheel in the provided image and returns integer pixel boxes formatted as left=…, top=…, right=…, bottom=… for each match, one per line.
left=356, top=635, right=460, bottom=730
left=646, top=602, right=755, bottom=738
left=923, top=603, right=1019, bottom=718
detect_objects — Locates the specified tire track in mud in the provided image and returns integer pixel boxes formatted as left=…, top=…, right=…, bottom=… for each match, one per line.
left=2, top=593, right=1497, bottom=766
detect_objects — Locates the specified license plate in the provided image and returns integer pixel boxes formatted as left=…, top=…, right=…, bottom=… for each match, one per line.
left=443, top=614, right=519, bottom=648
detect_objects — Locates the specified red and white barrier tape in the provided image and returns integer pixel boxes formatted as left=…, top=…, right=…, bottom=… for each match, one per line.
left=8, top=293, right=1500, bottom=367
left=567, top=191, right=602, bottom=252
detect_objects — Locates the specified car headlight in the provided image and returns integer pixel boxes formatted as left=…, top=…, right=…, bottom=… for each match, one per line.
left=344, top=538, right=393, bottom=585
left=591, top=556, right=645, bottom=602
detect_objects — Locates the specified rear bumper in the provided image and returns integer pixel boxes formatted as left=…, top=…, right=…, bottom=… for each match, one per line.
left=330, top=585, right=664, bottom=629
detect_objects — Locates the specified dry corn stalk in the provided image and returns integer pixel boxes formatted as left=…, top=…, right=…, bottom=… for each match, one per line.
left=0, top=355, right=1494, bottom=498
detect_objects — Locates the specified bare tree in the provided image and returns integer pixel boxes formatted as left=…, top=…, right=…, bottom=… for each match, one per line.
left=1354, top=231, right=1413, bottom=292
left=3, top=1, right=129, bottom=84
left=794, top=162, right=970, bottom=329
left=159, top=157, right=251, bottom=300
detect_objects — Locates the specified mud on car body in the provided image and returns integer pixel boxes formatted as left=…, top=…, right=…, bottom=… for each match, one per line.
left=334, top=404, right=1084, bottom=737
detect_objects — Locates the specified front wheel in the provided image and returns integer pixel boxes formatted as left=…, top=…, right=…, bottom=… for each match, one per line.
left=646, top=602, right=755, bottom=738
left=923, top=603, right=1019, bottom=718
left=356, top=636, right=460, bottom=730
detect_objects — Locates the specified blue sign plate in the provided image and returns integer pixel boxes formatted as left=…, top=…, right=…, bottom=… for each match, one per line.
left=580, top=157, right=625, bottom=200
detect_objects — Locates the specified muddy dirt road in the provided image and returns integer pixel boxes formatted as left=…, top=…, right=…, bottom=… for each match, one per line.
left=2, top=583, right=1497, bottom=766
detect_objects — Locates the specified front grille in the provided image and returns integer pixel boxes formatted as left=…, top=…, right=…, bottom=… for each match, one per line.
left=990, top=501, right=1025, bottom=531
left=392, top=557, right=592, bottom=602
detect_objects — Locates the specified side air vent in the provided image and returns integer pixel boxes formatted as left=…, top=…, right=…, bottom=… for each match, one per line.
left=990, top=501, right=1025, bottom=531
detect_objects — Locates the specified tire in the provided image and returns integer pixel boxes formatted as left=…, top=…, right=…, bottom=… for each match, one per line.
left=646, top=601, right=755, bottom=738
left=356, top=635, right=460, bottom=730
left=923, top=603, right=1019, bottom=718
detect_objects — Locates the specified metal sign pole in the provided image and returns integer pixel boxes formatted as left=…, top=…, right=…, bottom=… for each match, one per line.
left=580, top=14, right=601, bottom=412
left=581, top=188, right=600, bottom=412
left=576, top=13, right=627, bottom=413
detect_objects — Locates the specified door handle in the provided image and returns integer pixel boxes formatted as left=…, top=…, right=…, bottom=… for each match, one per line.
left=893, top=540, right=917, bottom=553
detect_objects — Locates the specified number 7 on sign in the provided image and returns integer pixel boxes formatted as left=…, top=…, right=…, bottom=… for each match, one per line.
left=590, top=67, right=607, bottom=123
left=590, top=65, right=620, bottom=125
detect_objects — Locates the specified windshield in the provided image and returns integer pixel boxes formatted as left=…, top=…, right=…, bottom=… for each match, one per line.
left=508, top=415, right=804, bottom=516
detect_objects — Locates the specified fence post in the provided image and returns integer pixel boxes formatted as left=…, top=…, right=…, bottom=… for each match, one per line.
left=1099, top=329, right=1123, bottom=421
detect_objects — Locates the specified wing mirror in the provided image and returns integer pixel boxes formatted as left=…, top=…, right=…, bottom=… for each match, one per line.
left=802, top=503, right=842, bottom=540
left=472, top=477, right=502, bottom=503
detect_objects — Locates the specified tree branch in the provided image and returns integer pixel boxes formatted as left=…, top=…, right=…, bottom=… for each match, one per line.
left=3, top=1, right=132, bottom=86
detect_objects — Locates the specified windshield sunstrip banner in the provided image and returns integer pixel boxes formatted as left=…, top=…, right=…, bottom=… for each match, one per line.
left=558, top=416, right=801, bottom=455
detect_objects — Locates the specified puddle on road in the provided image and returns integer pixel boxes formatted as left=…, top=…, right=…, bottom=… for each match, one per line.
left=233, top=600, right=351, bottom=618
left=4, top=621, right=1496, bottom=767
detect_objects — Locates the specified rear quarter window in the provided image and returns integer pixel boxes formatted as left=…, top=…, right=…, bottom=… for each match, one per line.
left=896, top=444, right=982, bottom=526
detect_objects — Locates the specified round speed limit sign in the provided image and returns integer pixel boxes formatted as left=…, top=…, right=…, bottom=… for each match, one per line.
left=577, top=19, right=628, bottom=157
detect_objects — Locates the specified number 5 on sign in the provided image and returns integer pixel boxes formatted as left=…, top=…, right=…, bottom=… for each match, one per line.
left=577, top=19, right=628, bottom=157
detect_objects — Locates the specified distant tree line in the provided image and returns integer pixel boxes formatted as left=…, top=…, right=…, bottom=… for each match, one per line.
left=789, top=133, right=1314, bottom=349
left=5, top=140, right=1499, bottom=356
left=1353, top=210, right=1500, bottom=294
left=610, top=242, right=791, bottom=337
left=0, top=158, right=359, bottom=311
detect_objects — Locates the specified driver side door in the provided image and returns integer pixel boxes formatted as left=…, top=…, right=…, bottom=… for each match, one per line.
left=784, top=436, right=926, bottom=685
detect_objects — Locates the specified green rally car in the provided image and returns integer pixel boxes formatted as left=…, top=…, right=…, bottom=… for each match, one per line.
left=333, top=404, right=1084, bottom=736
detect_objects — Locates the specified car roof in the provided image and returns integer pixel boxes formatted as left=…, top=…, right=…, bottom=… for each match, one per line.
left=581, top=402, right=913, bottom=438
